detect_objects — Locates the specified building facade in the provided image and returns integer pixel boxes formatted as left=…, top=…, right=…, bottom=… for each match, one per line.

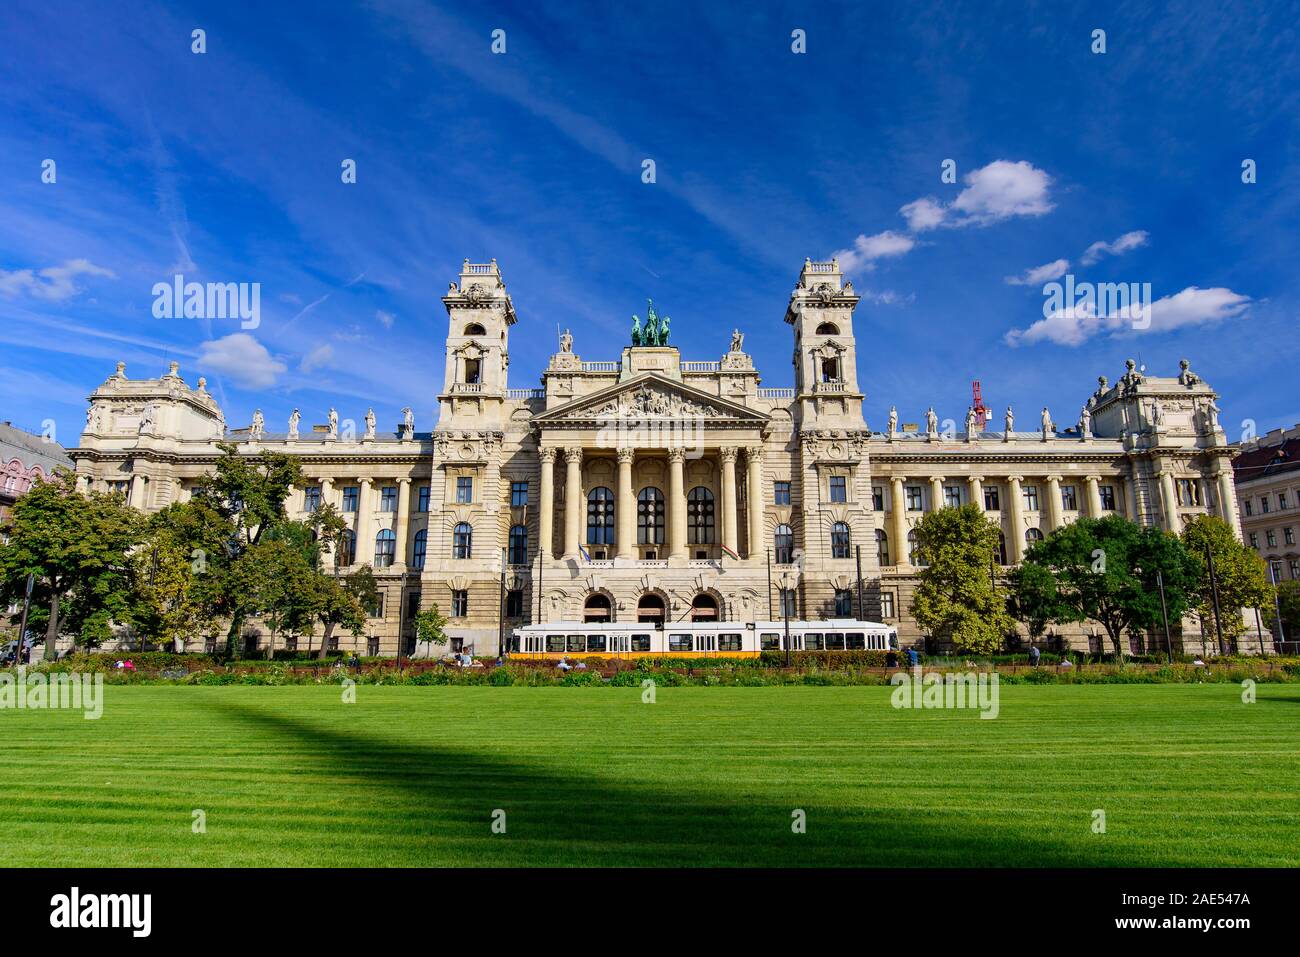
left=1234, top=423, right=1300, bottom=592
left=1, top=421, right=72, bottom=529
left=68, top=259, right=1242, bottom=655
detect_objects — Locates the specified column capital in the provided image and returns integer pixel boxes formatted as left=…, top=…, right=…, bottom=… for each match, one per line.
left=539, top=446, right=558, bottom=464
left=1007, top=474, right=1024, bottom=485
left=563, top=446, right=583, bottom=465
left=1084, top=474, right=1100, bottom=485
left=1045, top=474, right=1062, bottom=484
left=616, top=447, right=636, bottom=465
left=720, top=446, right=739, bottom=463
left=667, top=447, right=688, bottom=464
left=968, top=475, right=985, bottom=483
left=745, top=445, right=764, bottom=461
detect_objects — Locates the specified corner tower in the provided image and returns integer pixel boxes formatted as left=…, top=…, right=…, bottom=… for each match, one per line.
left=785, top=257, right=866, bottom=431
left=438, top=259, right=517, bottom=429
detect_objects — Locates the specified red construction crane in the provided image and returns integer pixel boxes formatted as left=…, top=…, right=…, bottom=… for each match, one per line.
left=971, top=380, right=989, bottom=430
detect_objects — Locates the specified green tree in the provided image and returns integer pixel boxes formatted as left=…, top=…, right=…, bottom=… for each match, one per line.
left=189, top=443, right=303, bottom=657
left=310, top=566, right=377, bottom=659
left=1180, top=515, right=1270, bottom=649
left=909, top=504, right=1016, bottom=655
left=1019, top=515, right=1198, bottom=656
left=413, top=605, right=449, bottom=655
left=1007, top=561, right=1065, bottom=645
left=0, top=471, right=142, bottom=658
left=1264, top=580, right=1300, bottom=646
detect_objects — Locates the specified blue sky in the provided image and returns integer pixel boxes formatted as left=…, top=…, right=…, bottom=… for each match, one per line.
left=1, top=0, right=1296, bottom=445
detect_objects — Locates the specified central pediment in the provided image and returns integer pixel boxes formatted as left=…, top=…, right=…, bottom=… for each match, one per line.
left=532, top=374, right=768, bottom=427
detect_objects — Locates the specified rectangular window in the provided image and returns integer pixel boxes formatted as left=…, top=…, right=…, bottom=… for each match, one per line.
left=566, top=635, right=586, bottom=653
left=1061, top=485, right=1078, bottom=511
left=455, top=477, right=473, bottom=504
left=803, top=633, right=824, bottom=651
left=668, top=634, right=693, bottom=653
left=1286, top=528, right=1296, bottom=546
left=586, top=634, right=607, bottom=653
left=631, top=634, right=652, bottom=653
left=417, top=486, right=430, bottom=512
left=379, top=486, right=397, bottom=512
left=406, top=591, right=420, bottom=622
left=760, top=632, right=781, bottom=651
left=834, top=589, right=852, bottom=616
left=829, top=475, right=847, bottom=503
left=880, top=592, right=896, bottom=618
left=1266, top=530, right=1277, bottom=547
left=510, top=481, right=528, bottom=508
left=547, top=634, right=566, bottom=653
left=1261, top=497, right=1270, bottom=514
left=1177, top=479, right=1202, bottom=508
left=905, top=486, right=923, bottom=511
left=944, top=485, right=962, bottom=508
left=342, top=486, right=359, bottom=512
left=506, top=590, right=524, bottom=618
left=1022, top=485, right=1040, bottom=511
left=369, top=594, right=384, bottom=619
left=1270, top=560, right=1283, bottom=582
left=303, top=486, right=321, bottom=512
left=845, top=632, right=866, bottom=650
left=1280, top=492, right=1290, bottom=510
left=1249, top=532, right=1259, bottom=548
left=719, top=633, right=742, bottom=652
left=1099, top=485, right=1116, bottom=511
left=1290, top=559, right=1300, bottom=580
left=984, top=486, right=1001, bottom=511
left=872, top=486, right=884, bottom=511
left=774, top=481, right=791, bottom=506
left=451, top=589, right=468, bottom=617
left=824, top=632, right=845, bottom=650
left=1244, top=499, right=1253, bottom=517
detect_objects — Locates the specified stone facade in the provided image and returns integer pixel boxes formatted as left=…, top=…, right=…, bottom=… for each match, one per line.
left=1233, top=423, right=1300, bottom=593
left=1, top=421, right=73, bottom=527
left=67, top=259, right=1241, bottom=655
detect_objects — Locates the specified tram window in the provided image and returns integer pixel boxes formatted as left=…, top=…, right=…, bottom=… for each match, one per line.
left=804, top=633, right=824, bottom=651
left=631, top=634, right=652, bottom=652
left=507, top=635, right=520, bottom=653
left=719, top=633, right=742, bottom=652
left=567, top=635, right=586, bottom=653
left=547, top=635, right=566, bottom=653
left=587, top=634, right=607, bottom=653
left=846, top=632, right=866, bottom=650
left=825, top=633, right=846, bottom=650
left=669, top=634, right=693, bottom=652
left=760, top=632, right=781, bottom=651
left=889, top=633, right=899, bottom=650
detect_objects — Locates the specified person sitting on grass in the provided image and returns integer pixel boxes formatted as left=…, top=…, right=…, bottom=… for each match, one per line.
left=1059, top=656, right=1072, bottom=668
left=556, top=656, right=572, bottom=672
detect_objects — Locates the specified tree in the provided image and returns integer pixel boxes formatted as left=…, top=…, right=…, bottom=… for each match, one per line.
left=413, top=605, right=449, bottom=655
left=310, top=566, right=377, bottom=659
left=1007, top=561, right=1065, bottom=646
left=1018, top=515, right=1199, bottom=656
left=189, top=443, right=303, bottom=657
left=126, top=502, right=224, bottom=651
left=1180, top=515, right=1270, bottom=648
left=909, top=504, right=1016, bottom=655
left=0, top=471, right=142, bottom=659
left=249, top=535, right=319, bottom=658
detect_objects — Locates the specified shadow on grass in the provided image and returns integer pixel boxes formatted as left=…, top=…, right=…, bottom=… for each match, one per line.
left=196, top=695, right=1153, bottom=868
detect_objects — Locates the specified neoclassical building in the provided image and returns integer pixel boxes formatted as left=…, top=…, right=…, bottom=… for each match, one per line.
left=68, top=259, right=1242, bottom=655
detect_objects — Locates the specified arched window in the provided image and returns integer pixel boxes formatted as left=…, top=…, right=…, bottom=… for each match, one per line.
left=463, top=323, right=486, bottom=336
left=587, top=487, right=615, bottom=545
left=339, top=529, right=356, bottom=566
left=687, top=487, right=715, bottom=544
left=876, top=528, right=890, bottom=566
left=831, top=521, right=851, bottom=559
left=509, top=524, right=528, bottom=564
left=412, top=529, right=427, bottom=570
left=637, top=487, right=665, bottom=545
left=691, top=593, right=719, bottom=621
left=775, top=524, right=794, bottom=564
left=995, top=531, right=1008, bottom=566
left=453, top=522, right=473, bottom=559
left=908, top=528, right=928, bottom=566
left=584, top=593, right=612, bottom=623
left=637, top=593, right=665, bottom=623
left=1025, top=527, right=1044, bottom=547
left=374, top=528, right=396, bottom=568
left=815, top=322, right=839, bottom=335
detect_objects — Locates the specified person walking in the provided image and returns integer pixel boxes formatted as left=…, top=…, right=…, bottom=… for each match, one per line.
left=1029, top=645, right=1041, bottom=668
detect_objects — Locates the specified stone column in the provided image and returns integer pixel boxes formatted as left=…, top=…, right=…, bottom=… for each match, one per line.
left=890, top=476, right=908, bottom=567
left=563, top=447, right=583, bottom=558
left=394, top=478, right=411, bottom=568
left=930, top=475, right=945, bottom=511
left=1045, top=475, right=1062, bottom=532
left=616, top=448, right=635, bottom=559
left=1215, top=463, right=1239, bottom=538
left=746, top=446, right=764, bottom=559
left=356, top=478, right=373, bottom=567
left=537, top=448, right=556, bottom=561
left=667, top=447, right=687, bottom=560
left=1123, top=474, right=1140, bottom=524
left=968, top=475, right=985, bottom=513
left=318, top=478, right=336, bottom=567
left=1157, top=468, right=1179, bottom=532
left=1007, top=475, right=1025, bottom=563
left=720, top=447, right=739, bottom=557
left=1085, top=475, right=1103, bottom=517
left=129, top=474, right=146, bottom=510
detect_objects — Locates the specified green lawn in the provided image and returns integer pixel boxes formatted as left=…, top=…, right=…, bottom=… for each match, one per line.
left=1, top=684, right=1297, bottom=866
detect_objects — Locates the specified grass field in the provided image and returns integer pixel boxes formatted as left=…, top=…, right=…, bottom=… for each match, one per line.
left=1, top=684, right=1297, bottom=866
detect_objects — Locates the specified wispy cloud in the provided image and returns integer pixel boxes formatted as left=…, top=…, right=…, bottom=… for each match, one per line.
left=1080, top=230, right=1149, bottom=266
left=1005, top=286, right=1251, bottom=347
left=0, top=258, right=115, bottom=300
left=198, top=333, right=287, bottom=388
left=1005, top=258, right=1070, bottom=286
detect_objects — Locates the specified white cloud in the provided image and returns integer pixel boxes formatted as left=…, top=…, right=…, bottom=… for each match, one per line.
left=1005, top=258, right=1070, bottom=286
left=375, top=309, right=395, bottom=328
left=1005, top=285, right=1250, bottom=347
left=831, top=230, right=916, bottom=273
left=300, top=343, right=334, bottom=373
left=949, top=160, right=1054, bottom=226
left=198, top=333, right=287, bottom=388
left=900, top=197, right=946, bottom=232
left=0, top=258, right=116, bottom=301
left=1081, top=230, right=1149, bottom=265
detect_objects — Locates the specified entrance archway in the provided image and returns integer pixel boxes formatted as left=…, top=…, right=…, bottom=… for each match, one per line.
left=690, top=593, right=719, bottom=622
left=637, top=593, right=666, bottom=624
left=583, top=593, right=612, bottom=623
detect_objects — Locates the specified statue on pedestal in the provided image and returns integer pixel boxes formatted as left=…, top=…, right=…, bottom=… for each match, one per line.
left=364, top=407, right=377, bottom=440
left=887, top=406, right=897, bottom=438
left=250, top=409, right=264, bottom=440
left=965, top=407, right=977, bottom=439
left=288, top=409, right=300, bottom=439
left=1004, top=406, right=1014, bottom=441
left=327, top=407, right=339, bottom=438
left=401, top=407, right=415, bottom=439
left=925, top=407, right=938, bottom=435
left=730, top=329, right=744, bottom=352
left=559, top=329, right=573, bottom=353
